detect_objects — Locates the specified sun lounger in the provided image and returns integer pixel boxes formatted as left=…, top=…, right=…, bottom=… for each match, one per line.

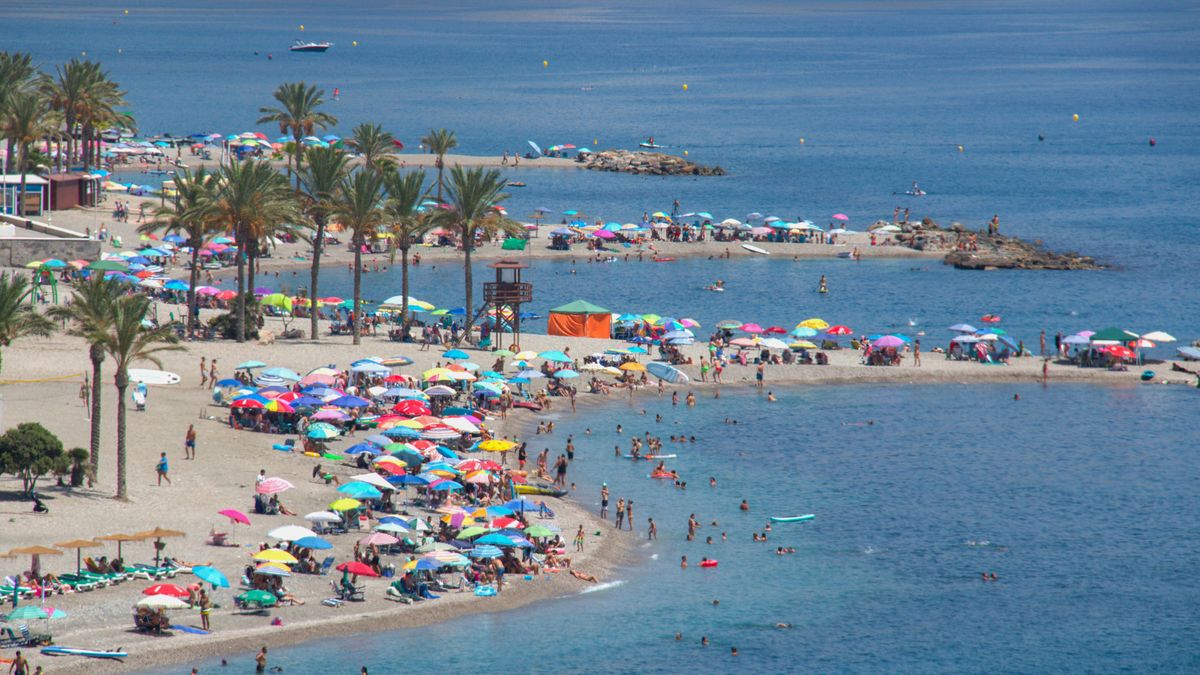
left=56, top=574, right=98, bottom=591
left=317, top=556, right=335, bottom=575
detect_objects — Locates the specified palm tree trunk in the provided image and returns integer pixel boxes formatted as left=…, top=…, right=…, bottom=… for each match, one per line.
left=310, top=218, right=325, bottom=342
left=114, top=378, right=128, bottom=500
left=463, top=236, right=473, bottom=347
left=82, top=124, right=91, bottom=172
left=235, top=245, right=246, bottom=342
left=436, top=158, right=444, bottom=202
left=88, top=345, right=104, bottom=484
left=400, top=246, right=410, bottom=328
left=17, top=146, right=28, bottom=218
left=352, top=238, right=362, bottom=346
left=187, top=246, right=200, bottom=334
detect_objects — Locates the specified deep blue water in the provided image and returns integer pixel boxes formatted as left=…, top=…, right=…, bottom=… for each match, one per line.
left=150, top=383, right=1200, bottom=673
left=7, top=0, right=1200, bottom=671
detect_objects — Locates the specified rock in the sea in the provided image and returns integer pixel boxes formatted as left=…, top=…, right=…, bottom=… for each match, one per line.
left=577, top=150, right=725, bottom=176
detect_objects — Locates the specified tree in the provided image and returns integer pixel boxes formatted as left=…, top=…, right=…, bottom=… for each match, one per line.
left=0, top=52, right=38, bottom=172
left=2, top=91, right=51, bottom=216
left=0, top=273, right=54, bottom=374
left=0, top=422, right=66, bottom=497
left=101, top=294, right=182, bottom=499
left=40, top=58, right=100, bottom=168
left=432, top=166, right=522, bottom=343
left=421, top=128, right=457, bottom=201
left=66, top=447, right=88, bottom=487
left=209, top=159, right=297, bottom=342
left=332, top=170, right=386, bottom=346
left=138, top=168, right=217, bottom=335
left=257, top=82, right=338, bottom=188
left=348, top=122, right=396, bottom=175
left=296, top=146, right=350, bottom=341
left=383, top=168, right=432, bottom=328
left=47, top=276, right=121, bottom=484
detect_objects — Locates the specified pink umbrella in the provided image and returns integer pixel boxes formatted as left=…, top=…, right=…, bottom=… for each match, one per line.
left=832, top=213, right=849, bottom=221
left=592, top=229, right=616, bottom=239
left=255, top=477, right=294, bottom=495
left=299, top=373, right=337, bottom=386
left=740, top=323, right=764, bottom=333
left=195, top=286, right=220, bottom=296
left=310, top=408, right=349, bottom=421
left=359, top=532, right=399, bottom=546
left=218, top=509, right=250, bottom=525
left=872, top=335, right=906, bottom=348
left=730, top=337, right=759, bottom=347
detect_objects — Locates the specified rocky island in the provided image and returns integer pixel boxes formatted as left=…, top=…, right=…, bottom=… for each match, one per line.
left=893, top=219, right=1104, bottom=270
left=576, top=149, right=726, bottom=176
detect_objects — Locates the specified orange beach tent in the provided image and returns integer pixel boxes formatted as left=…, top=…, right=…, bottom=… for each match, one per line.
left=547, top=300, right=611, bottom=339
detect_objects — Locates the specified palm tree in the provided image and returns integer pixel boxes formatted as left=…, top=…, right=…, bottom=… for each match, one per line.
left=257, top=82, right=338, bottom=187
left=48, top=276, right=121, bottom=484
left=383, top=168, right=432, bottom=328
left=2, top=91, right=51, bottom=216
left=210, top=159, right=296, bottom=342
left=102, top=294, right=181, bottom=500
left=348, top=122, right=396, bottom=175
left=421, top=128, right=458, bottom=201
left=138, top=168, right=217, bottom=335
left=40, top=58, right=99, bottom=168
left=0, top=273, right=54, bottom=375
left=332, top=170, right=386, bottom=346
left=73, top=67, right=129, bottom=172
left=296, top=146, right=350, bottom=341
left=433, top=166, right=522, bottom=343
left=0, top=52, right=38, bottom=171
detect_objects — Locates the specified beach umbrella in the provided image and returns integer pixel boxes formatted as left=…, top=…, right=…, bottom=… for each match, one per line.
left=136, top=594, right=189, bottom=610
left=329, top=498, right=363, bottom=512
left=1091, top=327, right=1139, bottom=342
left=336, top=561, right=379, bottom=577
left=789, top=326, right=818, bottom=338
left=740, top=323, right=764, bottom=333
left=469, top=545, right=503, bottom=559
left=1104, top=345, right=1137, bottom=360
left=251, top=549, right=298, bottom=564
left=1141, top=331, right=1175, bottom=342
left=53, top=539, right=101, bottom=574
left=5, top=605, right=49, bottom=621
left=217, top=509, right=250, bottom=525
left=234, top=590, right=278, bottom=607
left=255, top=477, right=294, bottom=495
left=475, top=533, right=517, bottom=547
left=236, top=360, right=267, bottom=370
left=293, top=536, right=333, bottom=550
left=359, top=532, right=399, bottom=547
left=872, top=335, right=906, bottom=348
left=304, top=511, right=342, bottom=523
left=142, top=583, right=189, bottom=598
left=790, top=340, right=819, bottom=349
left=825, top=325, right=853, bottom=335
left=306, top=423, right=341, bottom=439
left=338, top=482, right=383, bottom=500
left=253, top=565, right=291, bottom=578
left=331, top=395, right=370, bottom=408
left=552, top=369, right=580, bottom=379
left=266, top=525, right=318, bottom=541
left=443, top=349, right=470, bottom=360
left=192, top=566, right=230, bottom=588
left=758, top=338, right=789, bottom=350
left=538, top=350, right=572, bottom=363
left=261, top=367, right=301, bottom=381
left=348, top=473, right=394, bottom=492
left=832, top=213, right=849, bottom=221
left=619, top=362, right=645, bottom=372
left=524, top=525, right=557, bottom=538
left=948, top=323, right=978, bottom=333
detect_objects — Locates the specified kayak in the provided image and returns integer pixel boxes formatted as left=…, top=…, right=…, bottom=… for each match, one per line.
left=639, top=142, right=664, bottom=149
left=741, top=244, right=769, bottom=255
left=624, top=454, right=677, bottom=460
left=41, top=647, right=127, bottom=660
left=515, top=484, right=567, bottom=497
left=769, top=514, right=815, bottom=523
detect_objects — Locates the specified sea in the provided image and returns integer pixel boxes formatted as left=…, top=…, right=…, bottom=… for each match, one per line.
left=5, top=0, right=1199, bottom=671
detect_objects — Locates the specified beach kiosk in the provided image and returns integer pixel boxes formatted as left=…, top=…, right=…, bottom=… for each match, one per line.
left=547, top=300, right=611, bottom=339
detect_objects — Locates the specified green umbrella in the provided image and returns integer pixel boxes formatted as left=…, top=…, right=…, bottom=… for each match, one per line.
left=235, top=589, right=278, bottom=607
left=524, top=525, right=556, bottom=538
left=86, top=259, right=127, bottom=271
left=7, top=605, right=48, bottom=620
left=457, top=526, right=493, bottom=539
left=1090, top=327, right=1138, bottom=342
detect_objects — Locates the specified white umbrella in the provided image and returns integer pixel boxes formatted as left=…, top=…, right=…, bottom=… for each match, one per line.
left=757, top=338, right=789, bottom=350
left=305, top=511, right=342, bottom=523
left=136, top=594, right=189, bottom=610
left=349, top=473, right=395, bottom=491
left=579, top=363, right=606, bottom=371
left=266, top=525, right=319, bottom=541
left=441, top=417, right=480, bottom=434
left=1141, top=331, right=1176, bottom=342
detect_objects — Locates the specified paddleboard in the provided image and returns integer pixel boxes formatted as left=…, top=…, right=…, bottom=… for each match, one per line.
left=127, top=368, right=181, bottom=385
left=41, top=646, right=127, bottom=660
left=769, top=514, right=815, bottom=523
left=623, top=454, right=678, bottom=460
left=741, top=244, right=769, bottom=255
left=646, top=361, right=690, bottom=385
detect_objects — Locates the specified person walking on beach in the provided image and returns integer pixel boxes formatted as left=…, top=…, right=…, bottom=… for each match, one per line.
left=615, top=498, right=625, bottom=529
left=199, top=356, right=207, bottom=388
left=9, top=650, right=28, bottom=675
left=913, top=340, right=921, bottom=367
left=575, top=525, right=585, bottom=551
left=199, top=588, right=211, bottom=630
left=184, top=424, right=197, bottom=460
left=648, top=517, right=658, bottom=540
left=600, top=484, right=609, bottom=519
left=155, top=452, right=171, bottom=485
left=209, top=359, right=218, bottom=386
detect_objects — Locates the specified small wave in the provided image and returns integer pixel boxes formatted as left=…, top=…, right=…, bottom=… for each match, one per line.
left=862, top=546, right=885, bottom=555
left=649, top=553, right=659, bottom=560
left=580, top=579, right=626, bottom=595
left=965, top=539, right=991, bottom=547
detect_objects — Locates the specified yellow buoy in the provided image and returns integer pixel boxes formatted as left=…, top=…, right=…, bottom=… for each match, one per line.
left=1072, top=113, right=1080, bottom=122
left=299, top=24, right=305, bottom=31
left=682, top=83, right=688, bottom=91
left=683, top=150, right=689, bottom=156
left=957, top=145, right=964, bottom=152
left=543, top=60, right=549, bottom=68
left=593, top=138, right=598, bottom=145
left=352, top=40, right=358, bottom=46
left=123, top=9, right=128, bottom=14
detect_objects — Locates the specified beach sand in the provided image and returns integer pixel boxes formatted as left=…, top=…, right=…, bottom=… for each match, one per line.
left=0, top=307, right=1189, bottom=671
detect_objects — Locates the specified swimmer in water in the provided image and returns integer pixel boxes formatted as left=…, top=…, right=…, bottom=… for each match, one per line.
left=740, top=499, right=749, bottom=511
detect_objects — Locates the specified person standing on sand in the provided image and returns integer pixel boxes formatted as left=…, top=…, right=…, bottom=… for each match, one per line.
left=199, top=588, right=211, bottom=630
left=615, top=498, right=625, bottom=529
left=575, top=525, right=585, bottom=551
left=156, top=452, right=171, bottom=485
left=209, top=359, right=218, bottom=386
left=625, top=500, right=634, bottom=530
left=755, top=363, right=765, bottom=389
left=913, top=340, right=921, bottom=367
left=600, top=484, right=609, bottom=519
left=199, top=357, right=207, bottom=388
left=184, top=424, right=197, bottom=460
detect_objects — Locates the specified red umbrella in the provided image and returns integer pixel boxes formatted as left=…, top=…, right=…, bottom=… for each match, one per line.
left=336, top=561, right=379, bottom=577
left=142, top=583, right=189, bottom=597
left=216, top=290, right=237, bottom=301
left=230, top=398, right=264, bottom=409
left=384, top=375, right=406, bottom=384
left=826, top=325, right=853, bottom=335
left=1105, top=345, right=1136, bottom=360
left=392, top=400, right=432, bottom=416
left=763, top=326, right=788, bottom=334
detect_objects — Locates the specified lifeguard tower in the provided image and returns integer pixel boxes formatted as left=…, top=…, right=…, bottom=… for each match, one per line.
left=483, top=260, right=533, bottom=350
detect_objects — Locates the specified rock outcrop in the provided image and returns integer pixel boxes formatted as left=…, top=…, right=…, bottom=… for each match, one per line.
left=889, top=219, right=1103, bottom=270
left=577, top=150, right=725, bottom=176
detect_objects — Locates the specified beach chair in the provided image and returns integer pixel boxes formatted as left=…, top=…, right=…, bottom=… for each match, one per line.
left=317, top=556, right=335, bottom=575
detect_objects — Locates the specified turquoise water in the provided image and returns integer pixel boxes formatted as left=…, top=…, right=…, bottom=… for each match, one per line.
left=8, top=0, right=1199, bottom=670
left=151, top=383, right=1200, bottom=673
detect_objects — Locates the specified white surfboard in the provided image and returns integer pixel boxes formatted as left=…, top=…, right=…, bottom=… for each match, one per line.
left=741, top=244, right=769, bottom=255
left=127, top=368, right=181, bottom=385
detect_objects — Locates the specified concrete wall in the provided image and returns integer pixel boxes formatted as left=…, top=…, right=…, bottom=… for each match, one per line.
left=0, top=214, right=100, bottom=266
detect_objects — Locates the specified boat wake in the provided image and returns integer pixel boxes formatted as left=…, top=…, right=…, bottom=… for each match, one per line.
left=580, top=579, right=626, bottom=595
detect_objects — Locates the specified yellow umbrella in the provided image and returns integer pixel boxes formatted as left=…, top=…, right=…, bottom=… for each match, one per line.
left=790, top=340, right=818, bottom=349
left=514, top=351, right=539, bottom=361
left=619, top=362, right=646, bottom=372
left=477, top=439, right=516, bottom=452
left=329, top=498, right=363, bottom=511
left=251, top=549, right=298, bottom=564
left=422, top=368, right=453, bottom=380
left=256, top=561, right=291, bottom=572
left=797, top=318, right=829, bottom=330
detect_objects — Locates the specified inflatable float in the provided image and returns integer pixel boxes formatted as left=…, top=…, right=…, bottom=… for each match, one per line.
left=650, top=471, right=675, bottom=480
left=699, top=560, right=718, bottom=568
left=769, top=514, right=815, bottom=523
left=515, top=484, right=567, bottom=497
left=624, top=454, right=677, bottom=460
left=41, top=647, right=127, bottom=660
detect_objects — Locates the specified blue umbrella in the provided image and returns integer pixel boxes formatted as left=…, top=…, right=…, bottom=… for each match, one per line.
left=126, top=255, right=151, bottom=265
left=262, top=367, right=301, bottom=381
left=344, top=443, right=382, bottom=456
left=469, top=545, right=503, bottom=559
left=331, top=395, right=370, bottom=408
left=430, top=480, right=463, bottom=491
left=338, top=483, right=382, bottom=499
left=538, top=350, right=571, bottom=363
left=164, top=279, right=190, bottom=291
left=382, top=427, right=422, bottom=440
left=290, top=395, right=324, bottom=407
left=410, top=558, right=441, bottom=571
left=364, top=434, right=392, bottom=446
left=503, top=498, right=541, bottom=511
left=293, top=536, right=333, bottom=550
left=192, top=565, right=230, bottom=588
left=552, top=369, right=579, bottom=379
left=443, top=349, right=470, bottom=360
left=215, top=378, right=242, bottom=387
left=475, top=533, right=516, bottom=547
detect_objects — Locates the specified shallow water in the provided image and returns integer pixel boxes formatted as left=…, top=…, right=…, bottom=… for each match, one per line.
left=146, top=383, right=1200, bottom=673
